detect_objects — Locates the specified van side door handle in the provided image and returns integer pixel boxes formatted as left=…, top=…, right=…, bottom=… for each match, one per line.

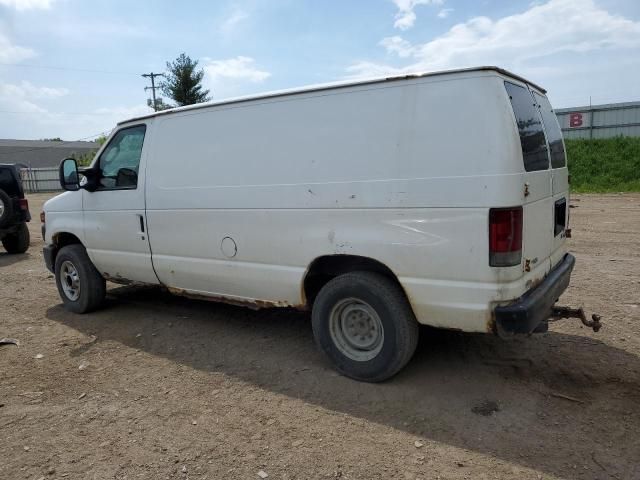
left=137, top=214, right=146, bottom=240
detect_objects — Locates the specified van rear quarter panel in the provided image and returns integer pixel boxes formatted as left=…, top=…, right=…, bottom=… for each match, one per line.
left=144, top=73, right=529, bottom=331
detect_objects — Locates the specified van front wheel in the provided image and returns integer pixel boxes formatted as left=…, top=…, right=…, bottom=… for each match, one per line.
left=54, top=244, right=106, bottom=314
left=311, top=271, right=419, bottom=382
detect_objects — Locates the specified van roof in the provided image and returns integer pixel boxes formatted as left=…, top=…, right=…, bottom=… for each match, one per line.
left=119, top=66, right=545, bottom=125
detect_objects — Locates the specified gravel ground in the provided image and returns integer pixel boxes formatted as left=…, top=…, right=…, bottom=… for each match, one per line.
left=1, top=193, right=639, bottom=480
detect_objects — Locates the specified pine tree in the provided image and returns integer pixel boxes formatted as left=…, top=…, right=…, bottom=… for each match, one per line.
left=147, top=97, right=172, bottom=111
left=161, top=53, right=211, bottom=106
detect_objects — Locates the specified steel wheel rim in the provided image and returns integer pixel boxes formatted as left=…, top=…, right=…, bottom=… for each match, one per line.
left=60, top=260, right=80, bottom=301
left=0, top=198, right=4, bottom=218
left=329, top=297, right=384, bottom=362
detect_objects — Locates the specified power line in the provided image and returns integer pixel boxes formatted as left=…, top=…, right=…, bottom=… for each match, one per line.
left=142, top=72, right=164, bottom=111
left=70, top=130, right=113, bottom=141
left=0, top=110, right=126, bottom=116
left=0, top=62, right=138, bottom=76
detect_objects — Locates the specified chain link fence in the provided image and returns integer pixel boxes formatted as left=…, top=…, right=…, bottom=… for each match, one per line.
left=20, top=167, right=61, bottom=193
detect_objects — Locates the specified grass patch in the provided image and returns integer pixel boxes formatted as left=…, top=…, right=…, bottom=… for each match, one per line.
left=566, top=137, right=640, bottom=192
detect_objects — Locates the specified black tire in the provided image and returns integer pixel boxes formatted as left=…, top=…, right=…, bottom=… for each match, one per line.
left=2, top=223, right=30, bottom=253
left=0, top=189, right=13, bottom=228
left=54, top=244, right=106, bottom=314
left=311, top=271, right=419, bottom=382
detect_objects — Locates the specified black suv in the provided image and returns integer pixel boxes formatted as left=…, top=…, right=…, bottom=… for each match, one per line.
left=0, top=164, right=31, bottom=254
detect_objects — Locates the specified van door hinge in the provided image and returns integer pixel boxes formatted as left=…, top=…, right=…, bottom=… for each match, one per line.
left=524, top=182, right=530, bottom=197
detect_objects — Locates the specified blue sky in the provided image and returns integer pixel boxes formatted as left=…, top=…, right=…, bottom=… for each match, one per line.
left=1, top=0, right=639, bottom=140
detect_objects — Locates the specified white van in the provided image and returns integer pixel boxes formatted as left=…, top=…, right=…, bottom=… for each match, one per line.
left=43, top=66, right=600, bottom=382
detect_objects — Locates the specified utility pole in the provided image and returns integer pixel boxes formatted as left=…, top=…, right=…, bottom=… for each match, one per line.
left=142, top=72, right=164, bottom=111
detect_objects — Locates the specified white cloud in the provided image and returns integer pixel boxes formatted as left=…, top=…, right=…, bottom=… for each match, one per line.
left=394, top=10, right=416, bottom=30
left=203, top=56, right=271, bottom=83
left=437, top=8, right=453, bottom=19
left=201, top=56, right=272, bottom=100
left=350, top=0, right=640, bottom=78
left=220, top=7, right=249, bottom=34
left=0, top=0, right=54, bottom=9
left=46, top=20, right=153, bottom=40
left=0, top=80, right=69, bottom=100
left=93, top=105, right=152, bottom=118
left=0, top=80, right=153, bottom=139
left=380, top=36, right=414, bottom=58
left=0, top=81, right=68, bottom=100
left=0, top=81, right=69, bottom=128
left=0, top=33, right=36, bottom=62
left=0, top=81, right=63, bottom=131
left=392, top=0, right=443, bottom=30
left=346, top=61, right=403, bottom=80
left=0, top=87, right=45, bottom=115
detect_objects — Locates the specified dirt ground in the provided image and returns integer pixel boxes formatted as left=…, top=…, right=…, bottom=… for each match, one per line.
left=1, top=193, right=639, bottom=480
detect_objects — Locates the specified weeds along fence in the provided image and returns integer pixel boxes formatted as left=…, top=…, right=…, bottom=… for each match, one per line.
left=20, top=167, right=61, bottom=193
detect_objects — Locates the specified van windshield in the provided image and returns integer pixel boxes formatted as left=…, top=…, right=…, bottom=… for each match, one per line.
left=534, top=93, right=566, bottom=168
left=504, top=81, right=549, bottom=172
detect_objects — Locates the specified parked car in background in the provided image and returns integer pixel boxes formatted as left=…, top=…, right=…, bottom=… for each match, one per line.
left=41, top=66, right=599, bottom=382
left=0, top=164, right=31, bottom=254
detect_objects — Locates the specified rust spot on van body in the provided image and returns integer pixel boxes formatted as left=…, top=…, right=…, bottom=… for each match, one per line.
left=102, top=273, right=146, bottom=286
left=486, top=310, right=497, bottom=334
left=299, top=283, right=309, bottom=310
left=166, top=287, right=305, bottom=311
left=525, top=274, right=545, bottom=292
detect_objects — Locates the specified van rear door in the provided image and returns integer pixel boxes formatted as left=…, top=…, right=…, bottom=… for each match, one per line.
left=533, top=92, right=569, bottom=264
left=504, top=81, right=553, bottom=277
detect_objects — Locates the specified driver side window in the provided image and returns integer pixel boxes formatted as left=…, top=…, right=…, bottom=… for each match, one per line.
left=97, top=125, right=147, bottom=190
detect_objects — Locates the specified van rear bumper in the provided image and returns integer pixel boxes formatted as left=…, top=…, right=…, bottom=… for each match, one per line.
left=494, top=253, right=575, bottom=336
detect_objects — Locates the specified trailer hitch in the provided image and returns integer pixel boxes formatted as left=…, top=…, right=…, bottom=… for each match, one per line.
left=550, top=306, right=602, bottom=333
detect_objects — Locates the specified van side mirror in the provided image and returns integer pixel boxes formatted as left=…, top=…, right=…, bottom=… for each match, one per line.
left=59, top=158, right=80, bottom=191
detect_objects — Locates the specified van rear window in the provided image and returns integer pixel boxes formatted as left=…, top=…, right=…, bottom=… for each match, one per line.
left=504, top=82, right=549, bottom=172
left=534, top=93, right=566, bottom=168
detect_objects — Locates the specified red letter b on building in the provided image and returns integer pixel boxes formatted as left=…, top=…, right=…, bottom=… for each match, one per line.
left=569, top=113, right=583, bottom=128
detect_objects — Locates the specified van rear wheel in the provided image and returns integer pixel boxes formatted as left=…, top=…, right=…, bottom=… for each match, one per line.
left=311, top=271, right=419, bottom=382
left=54, top=244, right=106, bottom=314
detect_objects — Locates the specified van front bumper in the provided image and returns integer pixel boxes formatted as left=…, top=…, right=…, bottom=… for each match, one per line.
left=494, top=253, right=575, bottom=336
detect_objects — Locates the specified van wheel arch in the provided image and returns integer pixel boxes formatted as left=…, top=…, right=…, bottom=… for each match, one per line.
left=303, top=255, right=406, bottom=308
left=50, top=232, right=83, bottom=270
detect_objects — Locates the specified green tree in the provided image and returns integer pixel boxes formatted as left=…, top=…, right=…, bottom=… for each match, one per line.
left=147, top=97, right=172, bottom=111
left=161, top=53, right=211, bottom=106
left=95, top=135, right=108, bottom=147
left=74, top=135, right=108, bottom=166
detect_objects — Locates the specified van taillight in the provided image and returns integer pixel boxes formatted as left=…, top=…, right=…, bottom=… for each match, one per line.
left=19, top=198, right=28, bottom=211
left=489, top=207, right=523, bottom=267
